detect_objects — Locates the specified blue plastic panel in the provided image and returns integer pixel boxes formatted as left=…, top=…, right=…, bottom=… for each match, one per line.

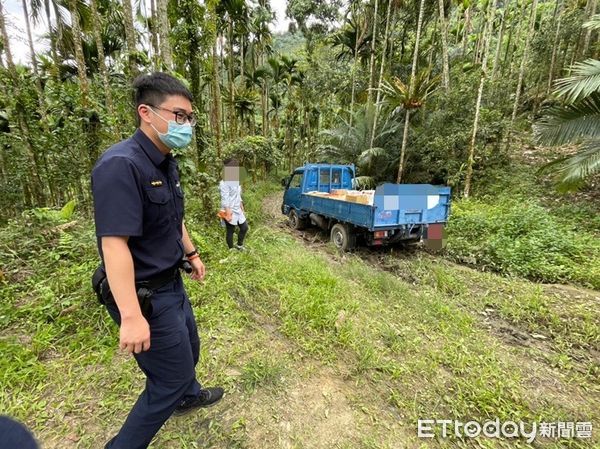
left=372, top=184, right=451, bottom=228
left=301, top=164, right=355, bottom=192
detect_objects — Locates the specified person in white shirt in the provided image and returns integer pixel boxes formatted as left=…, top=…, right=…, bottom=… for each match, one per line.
left=219, top=158, right=249, bottom=250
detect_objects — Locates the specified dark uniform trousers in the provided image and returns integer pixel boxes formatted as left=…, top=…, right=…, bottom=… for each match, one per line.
left=104, top=274, right=201, bottom=449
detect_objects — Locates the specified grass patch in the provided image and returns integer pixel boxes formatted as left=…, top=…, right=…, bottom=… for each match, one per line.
left=241, top=354, right=286, bottom=391
left=446, top=197, right=600, bottom=288
left=0, top=177, right=598, bottom=448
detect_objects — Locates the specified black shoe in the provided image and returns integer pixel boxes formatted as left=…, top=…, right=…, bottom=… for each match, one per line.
left=173, top=387, right=224, bottom=416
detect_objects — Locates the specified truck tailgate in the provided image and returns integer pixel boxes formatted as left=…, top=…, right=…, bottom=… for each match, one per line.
left=372, top=183, right=451, bottom=228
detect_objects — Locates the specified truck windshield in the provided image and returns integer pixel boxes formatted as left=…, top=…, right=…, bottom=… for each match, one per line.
left=290, top=173, right=303, bottom=188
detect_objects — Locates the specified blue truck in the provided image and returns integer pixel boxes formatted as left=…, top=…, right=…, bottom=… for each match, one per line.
left=281, top=163, right=451, bottom=250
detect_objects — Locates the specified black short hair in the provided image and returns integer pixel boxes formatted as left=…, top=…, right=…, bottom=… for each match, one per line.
left=132, top=72, right=193, bottom=123
left=223, top=158, right=240, bottom=167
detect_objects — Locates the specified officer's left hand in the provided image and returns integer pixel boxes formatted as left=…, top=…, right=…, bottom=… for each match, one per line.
left=189, top=258, right=205, bottom=282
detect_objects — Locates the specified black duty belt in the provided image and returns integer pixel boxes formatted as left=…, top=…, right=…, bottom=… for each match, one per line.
left=136, top=266, right=180, bottom=291
left=92, top=260, right=191, bottom=320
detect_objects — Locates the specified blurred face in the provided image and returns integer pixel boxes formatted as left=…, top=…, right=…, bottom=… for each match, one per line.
left=223, top=166, right=240, bottom=181
left=138, top=95, right=194, bottom=137
left=223, top=166, right=248, bottom=183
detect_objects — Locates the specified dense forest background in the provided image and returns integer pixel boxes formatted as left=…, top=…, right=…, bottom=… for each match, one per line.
left=0, top=0, right=599, bottom=219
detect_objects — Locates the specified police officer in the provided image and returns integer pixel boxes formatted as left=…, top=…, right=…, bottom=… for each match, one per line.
left=91, top=72, right=223, bottom=449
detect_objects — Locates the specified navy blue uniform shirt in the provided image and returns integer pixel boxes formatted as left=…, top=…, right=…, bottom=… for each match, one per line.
left=91, top=129, right=185, bottom=282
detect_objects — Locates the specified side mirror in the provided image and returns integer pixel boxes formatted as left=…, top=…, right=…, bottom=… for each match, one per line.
left=281, top=176, right=290, bottom=187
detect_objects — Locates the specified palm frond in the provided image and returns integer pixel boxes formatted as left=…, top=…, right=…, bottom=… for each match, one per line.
left=254, top=67, right=271, bottom=81
left=583, top=14, right=600, bottom=31
left=379, top=68, right=439, bottom=110
left=353, top=176, right=376, bottom=189
left=29, top=0, right=44, bottom=24
left=539, top=139, right=600, bottom=191
left=534, top=93, right=600, bottom=146
left=358, top=147, right=388, bottom=171
left=554, top=59, right=600, bottom=103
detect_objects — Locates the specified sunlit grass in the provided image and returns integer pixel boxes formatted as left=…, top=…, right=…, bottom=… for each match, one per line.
left=0, top=178, right=597, bottom=448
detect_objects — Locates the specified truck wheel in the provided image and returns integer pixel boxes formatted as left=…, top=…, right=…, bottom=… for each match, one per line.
left=289, top=209, right=307, bottom=230
left=330, top=223, right=356, bottom=251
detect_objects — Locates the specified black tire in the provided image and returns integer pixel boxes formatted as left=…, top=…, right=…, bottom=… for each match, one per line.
left=288, top=209, right=307, bottom=230
left=330, top=223, right=356, bottom=251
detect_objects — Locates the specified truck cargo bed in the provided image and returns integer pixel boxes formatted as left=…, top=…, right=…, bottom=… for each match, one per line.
left=301, top=183, right=450, bottom=231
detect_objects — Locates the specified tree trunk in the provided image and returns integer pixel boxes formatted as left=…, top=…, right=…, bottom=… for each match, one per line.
left=501, top=12, right=515, bottom=74
left=0, top=141, right=6, bottom=185
left=43, top=0, right=59, bottom=77
left=400, top=25, right=407, bottom=59
left=286, top=103, right=295, bottom=172
left=262, top=65, right=269, bottom=137
left=349, top=20, right=360, bottom=126
left=220, top=34, right=227, bottom=137
left=150, top=0, right=160, bottom=68
left=506, top=0, right=528, bottom=78
left=583, top=0, right=597, bottom=56
left=211, top=42, right=223, bottom=157
left=511, top=0, right=538, bottom=125
left=22, top=0, right=41, bottom=87
left=463, top=0, right=495, bottom=198
left=0, top=1, right=44, bottom=204
left=371, top=0, right=393, bottom=147
left=547, top=0, right=563, bottom=94
left=367, top=0, right=380, bottom=106
left=186, top=12, right=203, bottom=165
left=23, top=0, right=59, bottom=203
left=396, top=0, right=426, bottom=183
left=68, top=0, right=89, bottom=107
left=228, top=20, right=237, bottom=138
left=462, top=6, right=471, bottom=56
left=428, top=21, right=437, bottom=73
left=569, top=30, right=581, bottom=74
left=90, top=0, right=114, bottom=113
left=274, top=105, right=280, bottom=139
left=157, top=0, right=173, bottom=69
left=350, top=15, right=368, bottom=126
left=559, top=38, right=571, bottom=76
left=52, top=1, right=66, bottom=63
left=438, top=0, right=450, bottom=90
left=491, top=0, right=512, bottom=80
left=473, top=19, right=482, bottom=64
left=240, top=33, right=245, bottom=82
left=397, top=110, right=411, bottom=183
left=122, top=0, right=138, bottom=77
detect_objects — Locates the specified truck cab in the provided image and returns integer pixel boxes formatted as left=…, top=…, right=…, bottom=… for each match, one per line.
left=281, top=164, right=355, bottom=216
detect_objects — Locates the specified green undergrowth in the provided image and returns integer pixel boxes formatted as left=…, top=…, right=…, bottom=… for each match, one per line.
left=446, top=195, right=599, bottom=289
left=0, top=178, right=598, bottom=448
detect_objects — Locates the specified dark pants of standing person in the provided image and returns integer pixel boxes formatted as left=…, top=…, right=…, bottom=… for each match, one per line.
left=104, top=274, right=202, bottom=449
left=225, top=220, right=249, bottom=248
